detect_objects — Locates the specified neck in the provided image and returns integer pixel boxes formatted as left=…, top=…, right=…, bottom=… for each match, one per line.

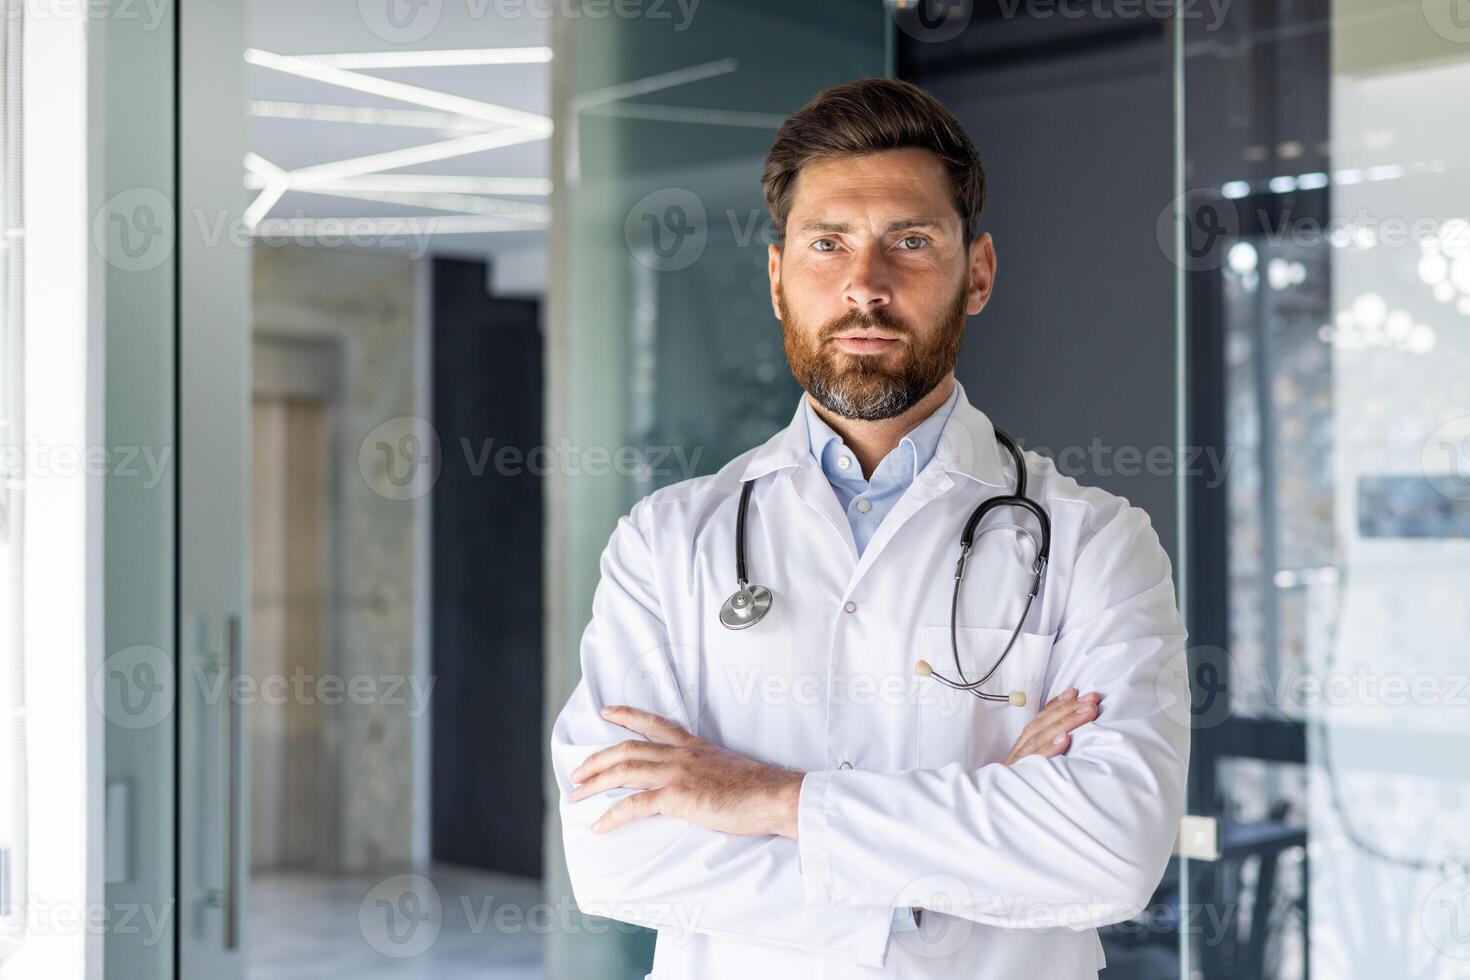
left=807, top=374, right=956, bottom=480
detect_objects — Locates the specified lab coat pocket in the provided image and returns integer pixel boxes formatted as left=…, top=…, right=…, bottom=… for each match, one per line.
left=915, top=625, right=1054, bottom=768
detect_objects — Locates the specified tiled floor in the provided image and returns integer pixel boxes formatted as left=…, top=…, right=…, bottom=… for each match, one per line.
left=248, top=863, right=544, bottom=979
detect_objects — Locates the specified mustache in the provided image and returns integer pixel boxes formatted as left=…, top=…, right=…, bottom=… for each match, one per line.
left=820, top=308, right=911, bottom=340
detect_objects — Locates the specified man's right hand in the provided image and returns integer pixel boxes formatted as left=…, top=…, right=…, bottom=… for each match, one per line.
left=1003, top=687, right=1101, bottom=766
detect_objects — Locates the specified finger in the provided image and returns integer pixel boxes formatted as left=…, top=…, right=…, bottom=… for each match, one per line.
left=1028, top=695, right=1102, bottom=753
left=1039, top=689, right=1097, bottom=722
left=1043, top=687, right=1079, bottom=709
left=601, top=705, right=695, bottom=746
left=592, top=788, right=665, bottom=834
left=1037, top=732, right=1071, bottom=758
left=1016, top=694, right=1101, bottom=758
left=569, top=760, right=666, bottom=801
left=572, top=740, right=674, bottom=784
left=1015, top=689, right=1084, bottom=748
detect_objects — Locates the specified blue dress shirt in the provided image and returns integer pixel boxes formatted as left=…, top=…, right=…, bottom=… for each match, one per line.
left=803, top=382, right=961, bottom=558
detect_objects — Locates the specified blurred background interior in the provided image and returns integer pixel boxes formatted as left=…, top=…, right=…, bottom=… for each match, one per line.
left=3, top=0, right=1470, bottom=978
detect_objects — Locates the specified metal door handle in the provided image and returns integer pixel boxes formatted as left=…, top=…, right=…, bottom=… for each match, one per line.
left=223, top=613, right=242, bottom=950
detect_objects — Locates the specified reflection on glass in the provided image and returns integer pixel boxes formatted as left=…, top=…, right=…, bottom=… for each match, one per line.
left=1185, top=3, right=1470, bottom=978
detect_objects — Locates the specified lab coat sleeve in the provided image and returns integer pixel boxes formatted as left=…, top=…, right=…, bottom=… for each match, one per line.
left=797, top=501, right=1191, bottom=930
left=550, top=496, right=896, bottom=966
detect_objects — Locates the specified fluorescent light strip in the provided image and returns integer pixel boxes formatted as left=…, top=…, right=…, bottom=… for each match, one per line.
left=252, top=215, right=538, bottom=237
left=244, top=173, right=552, bottom=196
left=240, top=129, right=546, bottom=226
left=581, top=101, right=785, bottom=129
left=245, top=181, right=288, bottom=229
left=327, top=174, right=550, bottom=195
left=287, top=184, right=550, bottom=223
left=245, top=48, right=552, bottom=134
left=249, top=99, right=492, bottom=132
left=573, top=57, right=738, bottom=110
left=297, top=47, right=552, bottom=69
left=284, top=127, right=547, bottom=187
left=244, top=151, right=286, bottom=179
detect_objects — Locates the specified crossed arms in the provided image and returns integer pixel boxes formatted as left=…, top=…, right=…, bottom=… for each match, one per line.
left=549, top=496, right=1191, bottom=966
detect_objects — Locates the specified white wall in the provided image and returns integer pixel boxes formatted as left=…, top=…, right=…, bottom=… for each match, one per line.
left=4, top=4, right=106, bottom=978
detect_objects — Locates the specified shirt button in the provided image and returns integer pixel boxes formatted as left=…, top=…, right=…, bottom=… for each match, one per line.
left=838, top=761, right=853, bottom=770
left=843, top=600, right=857, bottom=614
left=855, top=498, right=871, bottom=513
left=837, top=455, right=852, bottom=470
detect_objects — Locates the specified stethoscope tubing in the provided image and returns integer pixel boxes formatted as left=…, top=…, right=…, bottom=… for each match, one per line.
left=722, top=425, right=1051, bottom=704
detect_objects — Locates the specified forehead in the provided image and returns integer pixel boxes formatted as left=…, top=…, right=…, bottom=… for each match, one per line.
left=787, top=148, right=957, bottom=228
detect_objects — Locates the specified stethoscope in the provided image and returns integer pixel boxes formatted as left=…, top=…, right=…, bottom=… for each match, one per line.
left=719, top=426, right=1050, bottom=707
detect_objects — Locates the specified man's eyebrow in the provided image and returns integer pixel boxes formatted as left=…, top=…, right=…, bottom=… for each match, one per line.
left=793, top=217, right=948, bottom=235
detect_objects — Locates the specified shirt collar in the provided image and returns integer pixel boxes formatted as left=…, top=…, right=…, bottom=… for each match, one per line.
left=737, top=378, right=1008, bottom=489
left=802, top=382, right=960, bottom=488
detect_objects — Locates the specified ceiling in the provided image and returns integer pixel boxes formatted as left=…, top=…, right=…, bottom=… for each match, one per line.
left=245, top=0, right=552, bottom=292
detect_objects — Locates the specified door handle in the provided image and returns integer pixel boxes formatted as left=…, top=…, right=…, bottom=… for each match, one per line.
left=203, top=613, right=243, bottom=950
left=223, top=613, right=242, bottom=950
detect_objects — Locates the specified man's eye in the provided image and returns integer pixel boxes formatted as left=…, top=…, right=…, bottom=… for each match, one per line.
left=897, top=235, right=929, bottom=250
left=811, top=239, right=838, bottom=253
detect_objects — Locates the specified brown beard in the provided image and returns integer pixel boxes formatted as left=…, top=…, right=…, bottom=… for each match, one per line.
left=778, top=274, right=968, bottom=421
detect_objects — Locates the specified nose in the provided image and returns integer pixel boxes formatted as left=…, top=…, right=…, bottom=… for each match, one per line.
left=842, top=243, right=893, bottom=312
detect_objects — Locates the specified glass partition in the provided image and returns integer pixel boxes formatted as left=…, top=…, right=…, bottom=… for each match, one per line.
left=544, top=3, right=888, bottom=974
left=1177, top=1, right=1470, bottom=977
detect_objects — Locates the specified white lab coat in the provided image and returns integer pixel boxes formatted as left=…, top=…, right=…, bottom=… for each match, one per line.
left=550, top=382, right=1191, bottom=979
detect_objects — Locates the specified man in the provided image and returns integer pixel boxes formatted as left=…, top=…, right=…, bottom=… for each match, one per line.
left=550, top=77, right=1190, bottom=979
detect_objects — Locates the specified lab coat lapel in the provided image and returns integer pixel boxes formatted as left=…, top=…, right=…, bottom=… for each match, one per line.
left=738, top=398, right=859, bottom=566
left=842, top=384, right=1010, bottom=595
left=843, top=456, right=954, bottom=594
left=788, top=460, right=859, bottom=564
left=736, top=383, right=1010, bottom=587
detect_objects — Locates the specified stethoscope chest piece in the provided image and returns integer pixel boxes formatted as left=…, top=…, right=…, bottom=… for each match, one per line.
left=719, top=583, right=772, bottom=630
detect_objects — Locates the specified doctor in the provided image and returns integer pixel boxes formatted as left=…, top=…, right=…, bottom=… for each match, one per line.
left=550, top=77, right=1190, bottom=979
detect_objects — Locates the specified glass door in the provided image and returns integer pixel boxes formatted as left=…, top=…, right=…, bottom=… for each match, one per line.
left=1175, top=2, right=1470, bottom=977
left=178, top=2, right=251, bottom=979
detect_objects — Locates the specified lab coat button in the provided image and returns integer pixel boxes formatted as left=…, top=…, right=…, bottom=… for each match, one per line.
left=838, top=761, right=853, bottom=770
left=843, top=600, right=857, bottom=613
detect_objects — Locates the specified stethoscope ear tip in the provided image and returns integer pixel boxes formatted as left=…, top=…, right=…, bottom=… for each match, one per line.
left=913, top=659, right=934, bottom=678
left=1008, top=690, right=1027, bottom=708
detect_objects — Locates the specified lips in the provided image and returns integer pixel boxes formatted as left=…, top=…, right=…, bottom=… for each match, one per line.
left=835, top=332, right=901, bottom=342
left=832, top=333, right=901, bottom=354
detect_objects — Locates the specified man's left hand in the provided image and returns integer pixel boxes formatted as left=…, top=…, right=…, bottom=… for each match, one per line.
left=569, top=705, right=804, bottom=839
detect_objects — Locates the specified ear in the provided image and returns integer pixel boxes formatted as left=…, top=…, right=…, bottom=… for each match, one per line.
left=965, top=231, right=997, bottom=316
left=768, top=241, right=783, bottom=320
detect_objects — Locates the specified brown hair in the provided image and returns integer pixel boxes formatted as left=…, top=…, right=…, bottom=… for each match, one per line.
left=761, top=77, right=986, bottom=247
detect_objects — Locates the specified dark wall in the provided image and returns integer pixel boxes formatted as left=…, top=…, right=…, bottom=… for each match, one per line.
left=901, top=12, right=1181, bottom=978
left=431, top=256, right=545, bottom=877
left=901, top=9, right=1179, bottom=563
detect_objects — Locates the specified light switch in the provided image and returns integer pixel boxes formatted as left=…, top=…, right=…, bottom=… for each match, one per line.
left=1173, top=814, right=1221, bottom=861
